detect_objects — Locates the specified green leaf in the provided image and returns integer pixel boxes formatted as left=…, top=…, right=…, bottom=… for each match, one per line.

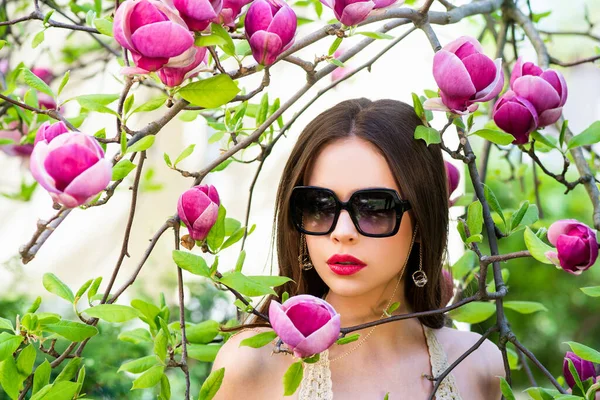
left=43, top=273, right=75, bottom=303
left=498, top=377, right=515, bottom=400
left=174, top=144, right=195, bottom=167
left=131, top=299, right=161, bottom=327
left=0, top=357, right=20, bottom=399
left=57, top=70, right=70, bottom=96
left=471, top=129, right=515, bottom=145
left=355, top=31, right=393, bottom=39
left=84, top=304, right=141, bottom=323
left=414, top=126, right=441, bottom=145
left=172, top=250, right=211, bottom=277
left=186, top=344, right=221, bottom=362
left=126, top=135, right=155, bottom=153
left=503, top=301, right=547, bottom=314
left=163, top=153, right=173, bottom=168
left=16, top=344, right=36, bottom=376
left=411, top=93, right=425, bottom=120
left=483, top=184, right=505, bottom=230
left=531, top=10, right=552, bottom=22
left=88, top=277, right=102, bottom=301
left=283, top=361, right=304, bottom=396
left=523, top=226, right=554, bottom=265
left=207, top=205, right=227, bottom=251
left=245, top=275, right=293, bottom=288
left=154, top=331, right=168, bottom=361
left=179, top=75, right=240, bottom=108
left=328, top=37, right=343, bottom=56
left=112, top=159, right=136, bottom=181
left=0, top=318, right=13, bottom=331
left=0, top=40, right=5, bottom=51
left=239, top=331, right=277, bottom=348
left=21, top=67, right=55, bottom=97
left=33, top=359, right=51, bottom=394
left=564, top=341, right=600, bottom=363
left=160, top=374, right=171, bottom=400
left=467, top=200, right=483, bottom=236
left=328, top=58, right=344, bottom=68
left=130, top=96, right=166, bottom=114
left=132, top=365, right=164, bottom=390
left=55, top=357, right=81, bottom=383
left=220, top=226, right=246, bottom=250
left=32, top=30, right=45, bottom=49
left=335, top=333, right=360, bottom=345
left=235, top=250, right=246, bottom=273
left=123, top=94, right=135, bottom=116
left=256, top=93, right=269, bottom=127
left=118, top=328, right=152, bottom=344
left=211, top=22, right=235, bottom=56
left=77, top=97, right=118, bottom=116
left=93, top=17, right=113, bottom=36
left=559, top=120, right=568, bottom=148
left=185, top=320, right=220, bottom=344
left=567, top=121, right=600, bottom=150
left=72, top=93, right=119, bottom=105
left=75, top=279, right=94, bottom=301
left=451, top=250, right=478, bottom=280
left=195, top=34, right=227, bottom=47
left=581, top=286, right=600, bottom=297
left=120, top=129, right=127, bottom=155
left=217, top=272, right=276, bottom=297
left=531, top=130, right=557, bottom=150
left=509, top=200, right=529, bottom=231
left=566, top=357, right=585, bottom=395
left=198, top=367, right=225, bottom=400
left=447, top=302, right=496, bottom=324
left=35, top=381, right=79, bottom=400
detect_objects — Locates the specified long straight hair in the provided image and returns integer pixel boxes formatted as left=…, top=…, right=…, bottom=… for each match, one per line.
left=221, top=98, right=450, bottom=333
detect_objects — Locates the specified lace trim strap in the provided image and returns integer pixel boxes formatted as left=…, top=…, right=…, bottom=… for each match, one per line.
left=423, top=326, right=463, bottom=399
left=298, top=349, right=333, bottom=400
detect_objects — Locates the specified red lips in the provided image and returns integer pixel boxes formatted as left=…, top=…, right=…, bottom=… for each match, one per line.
left=326, top=254, right=366, bottom=265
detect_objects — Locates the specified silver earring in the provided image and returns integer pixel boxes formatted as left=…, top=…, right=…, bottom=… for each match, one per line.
left=299, top=233, right=314, bottom=271
left=412, top=235, right=427, bottom=287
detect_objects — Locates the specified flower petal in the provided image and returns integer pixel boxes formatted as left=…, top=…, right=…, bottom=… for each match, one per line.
left=292, top=314, right=340, bottom=358
left=286, top=302, right=332, bottom=337
left=131, top=21, right=194, bottom=59
left=63, top=158, right=112, bottom=206
left=474, top=58, right=504, bottom=102
left=432, top=50, right=476, bottom=100
left=269, top=300, right=306, bottom=348
left=44, top=144, right=99, bottom=192
left=547, top=219, right=580, bottom=246
left=249, top=30, right=283, bottom=65
left=338, top=0, right=375, bottom=26
left=512, top=75, right=560, bottom=114
left=267, top=4, right=297, bottom=47
left=245, top=0, right=274, bottom=38
left=442, top=36, right=483, bottom=55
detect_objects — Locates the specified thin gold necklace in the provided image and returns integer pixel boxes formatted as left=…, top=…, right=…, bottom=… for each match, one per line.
left=327, top=226, right=418, bottom=363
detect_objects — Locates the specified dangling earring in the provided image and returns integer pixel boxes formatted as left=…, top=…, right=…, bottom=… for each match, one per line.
left=299, top=233, right=314, bottom=271
left=412, top=227, right=428, bottom=287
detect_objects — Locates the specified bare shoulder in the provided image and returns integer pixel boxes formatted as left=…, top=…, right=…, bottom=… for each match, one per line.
left=435, top=327, right=505, bottom=398
left=210, top=328, right=278, bottom=400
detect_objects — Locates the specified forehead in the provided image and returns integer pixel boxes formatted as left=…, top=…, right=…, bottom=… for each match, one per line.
left=305, top=137, right=401, bottom=201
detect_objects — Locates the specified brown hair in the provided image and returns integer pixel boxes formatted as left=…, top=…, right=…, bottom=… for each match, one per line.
left=221, top=98, right=450, bottom=333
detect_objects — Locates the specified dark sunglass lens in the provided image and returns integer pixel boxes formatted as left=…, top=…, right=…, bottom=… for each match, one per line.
left=293, top=189, right=337, bottom=233
left=352, top=192, right=397, bottom=235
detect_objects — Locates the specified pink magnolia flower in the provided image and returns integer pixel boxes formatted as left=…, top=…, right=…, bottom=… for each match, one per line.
left=320, top=0, right=401, bottom=26
left=563, top=351, right=596, bottom=389
left=30, top=132, right=112, bottom=207
left=214, top=0, right=253, bottom=28
left=32, top=67, right=54, bottom=85
left=545, top=219, right=598, bottom=275
left=34, top=121, right=69, bottom=146
left=269, top=295, right=341, bottom=358
left=245, top=0, right=297, bottom=66
left=510, top=57, right=568, bottom=127
left=157, top=46, right=208, bottom=87
left=441, top=269, right=454, bottom=306
left=113, top=0, right=196, bottom=72
left=178, top=184, right=221, bottom=241
left=492, top=90, right=538, bottom=145
left=0, top=122, right=33, bottom=157
left=424, top=36, right=504, bottom=114
left=173, top=0, right=223, bottom=32
left=444, top=161, right=460, bottom=207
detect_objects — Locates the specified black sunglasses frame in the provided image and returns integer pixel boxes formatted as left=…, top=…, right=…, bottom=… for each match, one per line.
left=290, top=185, right=412, bottom=238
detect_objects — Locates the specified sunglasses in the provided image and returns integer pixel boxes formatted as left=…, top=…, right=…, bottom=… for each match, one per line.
left=290, top=186, right=412, bottom=238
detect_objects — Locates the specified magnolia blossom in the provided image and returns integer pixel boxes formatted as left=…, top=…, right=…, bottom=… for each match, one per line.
left=113, top=0, right=196, bottom=72
left=0, top=122, right=33, bottom=157
left=563, top=351, right=596, bottom=389
left=34, top=121, right=69, bottom=146
left=30, top=132, right=112, bottom=207
left=424, top=36, right=504, bottom=114
left=492, top=90, right=538, bottom=145
left=173, top=0, right=223, bottom=32
left=319, top=0, right=401, bottom=26
left=545, top=219, right=598, bottom=275
left=245, top=0, right=297, bottom=66
left=269, top=295, right=341, bottom=358
left=178, top=184, right=221, bottom=241
left=157, top=46, right=209, bottom=87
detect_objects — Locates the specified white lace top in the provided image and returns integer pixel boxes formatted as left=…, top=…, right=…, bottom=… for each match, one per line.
left=298, top=325, right=463, bottom=399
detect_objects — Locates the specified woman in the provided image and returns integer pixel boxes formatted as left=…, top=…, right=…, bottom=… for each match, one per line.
left=211, top=98, right=505, bottom=399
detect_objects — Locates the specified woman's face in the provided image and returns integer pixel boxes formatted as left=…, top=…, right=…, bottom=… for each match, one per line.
left=304, top=136, right=417, bottom=298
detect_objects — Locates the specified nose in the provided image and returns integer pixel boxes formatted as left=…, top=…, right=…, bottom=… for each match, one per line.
left=330, top=209, right=359, bottom=243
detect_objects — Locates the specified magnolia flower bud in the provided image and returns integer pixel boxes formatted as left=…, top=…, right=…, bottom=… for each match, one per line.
left=177, top=184, right=221, bottom=241
left=30, top=132, right=112, bottom=207
left=545, top=219, right=598, bottom=275
left=269, top=295, right=341, bottom=358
